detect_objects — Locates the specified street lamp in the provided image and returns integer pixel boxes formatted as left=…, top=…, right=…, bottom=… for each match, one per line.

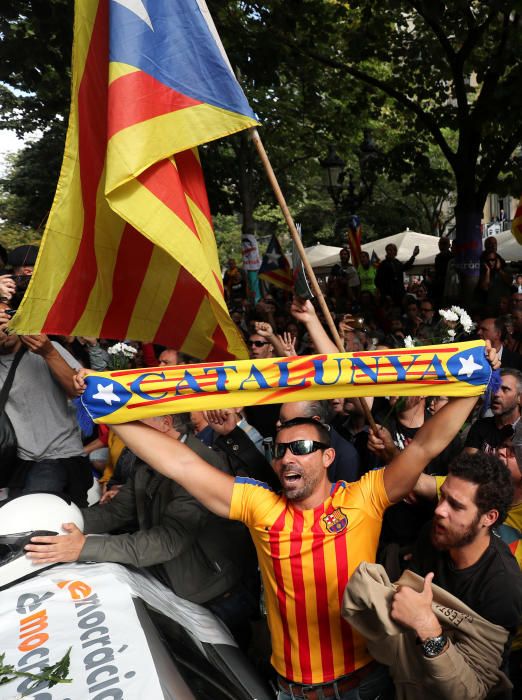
left=319, top=146, right=346, bottom=208
left=320, top=132, right=379, bottom=244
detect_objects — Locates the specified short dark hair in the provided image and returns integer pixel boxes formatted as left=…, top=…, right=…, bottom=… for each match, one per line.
left=448, top=452, right=514, bottom=524
left=492, top=316, right=506, bottom=340
left=277, top=416, right=331, bottom=446
left=500, top=367, right=522, bottom=394
left=171, top=412, right=194, bottom=436
left=290, top=399, right=330, bottom=423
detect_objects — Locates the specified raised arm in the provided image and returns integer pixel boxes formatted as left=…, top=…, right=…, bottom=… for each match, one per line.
left=290, top=297, right=338, bottom=354
left=20, top=335, right=79, bottom=398
left=254, top=321, right=287, bottom=357
left=111, top=422, right=235, bottom=518
left=383, top=343, right=498, bottom=503
left=383, top=395, right=477, bottom=502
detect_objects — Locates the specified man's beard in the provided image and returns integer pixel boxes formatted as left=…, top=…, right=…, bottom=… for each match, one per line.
left=279, top=464, right=321, bottom=503
left=430, top=513, right=481, bottom=550
left=0, top=338, right=18, bottom=355
left=491, top=400, right=517, bottom=418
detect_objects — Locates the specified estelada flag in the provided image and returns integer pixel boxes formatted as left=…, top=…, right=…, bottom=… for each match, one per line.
left=512, top=194, right=522, bottom=245
left=370, top=249, right=380, bottom=267
left=347, top=215, right=362, bottom=267
left=10, top=0, right=258, bottom=361
left=258, top=234, right=293, bottom=291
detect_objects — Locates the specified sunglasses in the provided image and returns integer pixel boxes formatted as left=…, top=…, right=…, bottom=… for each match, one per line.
left=274, top=440, right=329, bottom=459
left=248, top=340, right=270, bottom=347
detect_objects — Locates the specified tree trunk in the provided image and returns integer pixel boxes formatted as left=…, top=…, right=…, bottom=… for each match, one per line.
left=237, top=131, right=256, bottom=236
left=453, top=199, right=483, bottom=304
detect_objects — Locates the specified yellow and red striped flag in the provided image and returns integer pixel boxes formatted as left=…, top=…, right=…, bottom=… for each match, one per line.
left=512, top=194, right=522, bottom=245
left=10, top=0, right=258, bottom=361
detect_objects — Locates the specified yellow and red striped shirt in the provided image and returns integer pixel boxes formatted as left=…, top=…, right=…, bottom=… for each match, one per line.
left=230, top=470, right=391, bottom=684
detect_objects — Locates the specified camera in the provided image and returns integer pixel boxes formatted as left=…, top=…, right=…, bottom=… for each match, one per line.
left=5, top=274, right=31, bottom=312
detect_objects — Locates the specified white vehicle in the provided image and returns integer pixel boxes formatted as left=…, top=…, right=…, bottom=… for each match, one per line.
left=0, top=495, right=273, bottom=700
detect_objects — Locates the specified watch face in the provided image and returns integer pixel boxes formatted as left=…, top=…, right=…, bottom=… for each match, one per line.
left=422, top=635, right=447, bottom=657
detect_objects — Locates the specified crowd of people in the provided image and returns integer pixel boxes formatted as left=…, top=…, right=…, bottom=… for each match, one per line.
left=1, top=237, right=522, bottom=699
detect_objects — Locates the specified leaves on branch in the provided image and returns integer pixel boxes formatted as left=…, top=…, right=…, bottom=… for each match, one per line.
left=0, top=647, right=72, bottom=695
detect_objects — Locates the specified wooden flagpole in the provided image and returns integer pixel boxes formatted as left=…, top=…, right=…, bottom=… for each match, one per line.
left=250, top=128, right=377, bottom=431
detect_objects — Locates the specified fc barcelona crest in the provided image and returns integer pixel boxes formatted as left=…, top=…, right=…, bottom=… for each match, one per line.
left=323, top=508, right=348, bottom=534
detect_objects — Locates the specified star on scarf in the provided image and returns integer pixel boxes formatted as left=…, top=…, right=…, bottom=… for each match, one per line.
left=92, top=383, right=121, bottom=406
left=458, top=355, right=483, bottom=378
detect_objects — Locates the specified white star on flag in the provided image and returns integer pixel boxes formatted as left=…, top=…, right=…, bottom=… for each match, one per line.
left=113, top=0, right=154, bottom=31
left=458, top=355, right=483, bottom=378
left=92, top=383, right=121, bottom=406
left=266, top=252, right=280, bottom=265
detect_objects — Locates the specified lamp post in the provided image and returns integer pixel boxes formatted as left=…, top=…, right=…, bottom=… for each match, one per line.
left=320, top=131, right=379, bottom=244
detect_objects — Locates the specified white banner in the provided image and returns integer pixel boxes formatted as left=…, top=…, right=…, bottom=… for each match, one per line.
left=241, top=234, right=261, bottom=271
left=0, top=564, right=165, bottom=699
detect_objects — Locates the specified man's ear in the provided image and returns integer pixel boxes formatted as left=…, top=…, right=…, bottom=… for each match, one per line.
left=163, top=415, right=174, bottom=432
left=323, top=447, right=336, bottom=469
left=481, top=509, right=499, bottom=529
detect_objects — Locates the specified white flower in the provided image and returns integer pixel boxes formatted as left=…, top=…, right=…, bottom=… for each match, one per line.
left=404, top=335, right=415, bottom=348
left=447, top=329, right=456, bottom=339
left=439, top=308, right=459, bottom=323
left=450, top=305, right=465, bottom=316
left=108, top=342, right=137, bottom=356
left=460, top=313, right=474, bottom=334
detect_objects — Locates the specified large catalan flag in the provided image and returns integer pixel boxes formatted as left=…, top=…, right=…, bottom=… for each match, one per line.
left=10, top=0, right=258, bottom=361
left=513, top=194, right=522, bottom=245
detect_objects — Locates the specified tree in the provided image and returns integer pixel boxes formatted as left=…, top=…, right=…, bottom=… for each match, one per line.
left=0, top=0, right=73, bottom=134
left=204, top=0, right=377, bottom=241
left=256, top=0, right=522, bottom=293
left=0, top=1, right=72, bottom=234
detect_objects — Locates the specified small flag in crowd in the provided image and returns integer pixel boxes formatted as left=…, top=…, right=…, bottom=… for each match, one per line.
left=292, top=224, right=314, bottom=300
left=10, top=0, right=258, bottom=361
left=512, top=194, right=522, bottom=245
left=370, top=249, right=380, bottom=267
left=258, top=234, right=293, bottom=291
left=347, top=215, right=362, bottom=267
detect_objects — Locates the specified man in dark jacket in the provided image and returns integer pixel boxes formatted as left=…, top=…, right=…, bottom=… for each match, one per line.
left=375, top=242, right=419, bottom=305
left=477, top=317, right=522, bottom=371
left=25, top=412, right=258, bottom=647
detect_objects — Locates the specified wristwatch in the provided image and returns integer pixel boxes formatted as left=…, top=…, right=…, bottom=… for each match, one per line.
left=421, top=634, right=448, bottom=658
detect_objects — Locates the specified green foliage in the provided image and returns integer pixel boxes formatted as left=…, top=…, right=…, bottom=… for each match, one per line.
left=0, top=120, right=66, bottom=229
left=0, top=221, right=40, bottom=252
left=0, top=647, right=72, bottom=694
left=249, top=1, right=522, bottom=196
left=213, top=213, right=243, bottom=265
left=0, top=0, right=73, bottom=134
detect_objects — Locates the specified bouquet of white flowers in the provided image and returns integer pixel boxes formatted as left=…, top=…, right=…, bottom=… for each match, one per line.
left=107, top=341, right=138, bottom=369
left=404, top=305, right=475, bottom=348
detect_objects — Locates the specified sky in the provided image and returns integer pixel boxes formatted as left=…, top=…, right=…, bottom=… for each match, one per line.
left=0, top=129, right=24, bottom=175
